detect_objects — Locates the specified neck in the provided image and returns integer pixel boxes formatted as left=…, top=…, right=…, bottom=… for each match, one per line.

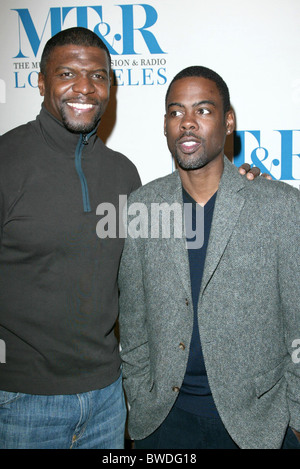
left=178, top=155, right=224, bottom=206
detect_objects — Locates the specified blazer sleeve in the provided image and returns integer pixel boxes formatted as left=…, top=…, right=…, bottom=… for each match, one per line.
left=279, top=188, right=300, bottom=431
left=118, top=228, right=151, bottom=406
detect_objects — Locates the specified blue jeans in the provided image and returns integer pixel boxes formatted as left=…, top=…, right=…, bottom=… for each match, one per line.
left=0, top=375, right=126, bottom=449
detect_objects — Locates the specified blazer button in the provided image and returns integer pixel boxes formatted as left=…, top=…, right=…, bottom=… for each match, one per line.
left=172, top=386, right=180, bottom=393
left=179, top=342, right=185, bottom=350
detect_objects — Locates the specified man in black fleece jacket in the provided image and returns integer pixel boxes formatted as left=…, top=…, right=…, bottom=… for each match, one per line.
left=0, top=27, right=141, bottom=449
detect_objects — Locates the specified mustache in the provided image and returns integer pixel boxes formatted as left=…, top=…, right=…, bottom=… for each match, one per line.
left=176, top=131, right=204, bottom=143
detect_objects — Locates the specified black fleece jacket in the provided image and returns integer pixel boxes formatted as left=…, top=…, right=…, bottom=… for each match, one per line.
left=0, top=106, right=141, bottom=394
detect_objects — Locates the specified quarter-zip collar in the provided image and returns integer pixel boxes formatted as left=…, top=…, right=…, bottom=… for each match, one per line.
left=75, top=130, right=96, bottom=212
left=37, top=105, right=97, bottom=154
left=36, top=105, right=98, bottom=213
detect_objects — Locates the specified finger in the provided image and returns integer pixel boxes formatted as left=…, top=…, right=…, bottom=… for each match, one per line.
left=261, top=173, right=272, bottom=180
left=238, top=163, right=251, bottom=174
left=246, top=167, right=261, bottom=179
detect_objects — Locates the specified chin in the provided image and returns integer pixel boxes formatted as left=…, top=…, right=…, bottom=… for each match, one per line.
left=60, top=106, right=101, bottom=134
left=175, top=155, right=207, bottom=170
left=63, top=119, right=98, bottom=135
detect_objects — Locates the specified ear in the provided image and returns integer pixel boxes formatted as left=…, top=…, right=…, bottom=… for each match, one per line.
left=164, top=114, right=167, bottom=136
left=38, top=72, right=45, bottom=97
left=225, top=109, right=235, bottom=136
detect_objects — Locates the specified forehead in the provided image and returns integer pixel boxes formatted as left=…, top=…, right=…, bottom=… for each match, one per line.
left=46, top=44, right=110, bottom=71
left=166, top=76, right=222, bottom=107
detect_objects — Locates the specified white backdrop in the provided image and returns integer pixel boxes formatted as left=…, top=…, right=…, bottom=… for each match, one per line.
left=0, top=0, right=299, bottom=188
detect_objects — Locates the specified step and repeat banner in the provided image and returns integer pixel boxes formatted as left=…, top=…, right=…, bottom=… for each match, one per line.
left=0, top=0, right=299, bottom=188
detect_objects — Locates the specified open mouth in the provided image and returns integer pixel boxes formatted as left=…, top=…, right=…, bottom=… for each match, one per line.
left=178, top=139, right=202, bottom=154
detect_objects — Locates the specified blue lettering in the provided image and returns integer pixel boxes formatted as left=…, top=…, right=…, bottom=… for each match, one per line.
left=143, top=68, right=154, bottom=85
left=113, top=69, right=124, bottom=86
left=14, top=71, right=25, bottom=88
left=234, top=130, right=300, bottom=181
left=276, top=130, right=300, bottom=180
left=12, top=5, right=165, bottom=58
left=127, top=69, right=139, bottom=86
left=14, top=71, right=40, bottom=88
left=62, top=6, right=119, bottom=55
left=234, top=130, right=274, bottom=179
left=12, top=8, right=61, bottom=58
left=120, top=4, right=165, bottom=55
left=250, top=144, right=273, bottom=179
left=28, top=71, right=39, bottom=88
left=157, top=67, right=167, bottom=85
left=62, top=6, right=93, bottom=28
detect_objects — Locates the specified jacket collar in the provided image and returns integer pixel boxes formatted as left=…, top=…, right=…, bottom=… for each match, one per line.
left=199, top=156, right=246, bottom=297
left=36, top=105, right=98, bottom=154
left=156, top=156, right=246, bottom=204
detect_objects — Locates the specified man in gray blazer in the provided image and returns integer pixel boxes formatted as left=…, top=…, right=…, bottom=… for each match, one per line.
left=118, top=66, right=300, bottom=449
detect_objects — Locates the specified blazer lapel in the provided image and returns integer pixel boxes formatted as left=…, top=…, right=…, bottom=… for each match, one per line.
left=157, top=171, right=192, bottom=298
left=200, top=157, right=246, bottom=297
left=156, top=158, right=246, bottom=300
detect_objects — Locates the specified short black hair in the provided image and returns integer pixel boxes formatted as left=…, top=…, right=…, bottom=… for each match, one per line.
left=165, top=65, right=231, bottom=115
left=40, top=27, right=111, bottom=75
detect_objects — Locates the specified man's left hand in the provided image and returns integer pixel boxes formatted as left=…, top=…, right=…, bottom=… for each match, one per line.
left=238, top=163, right=272, bottom=180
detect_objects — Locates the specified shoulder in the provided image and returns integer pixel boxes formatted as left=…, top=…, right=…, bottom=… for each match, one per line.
left=235, top=177, right=300, bottom=233
left=243, top=176, right=300, bottom=208
left=0, top=121, right=36, bottom=166
left=97, top=138, right=141, bottom=179
left=128, top=171, right=179, bottom=203
left=97, top=139, right=134, bottom=169
left=95, top=138, right=142, bottom=192
left=223, top=158, right=299, bottom=209
left=0, top=121, right=35, bottom=145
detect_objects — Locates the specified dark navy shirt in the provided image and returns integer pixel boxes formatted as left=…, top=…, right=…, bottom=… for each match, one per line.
left=175, top=188, right=219, bottom=418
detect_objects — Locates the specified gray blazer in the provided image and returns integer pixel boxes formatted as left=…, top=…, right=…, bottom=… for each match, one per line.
left=118, top=156, right=300, bottom=449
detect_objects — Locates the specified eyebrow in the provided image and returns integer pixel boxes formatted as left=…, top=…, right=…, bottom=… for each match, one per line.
left=167, top=100, right=216, bottom=110
left=54, top=66, right=109, bottom=75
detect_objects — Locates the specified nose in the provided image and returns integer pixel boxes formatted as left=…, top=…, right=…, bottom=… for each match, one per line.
left=72, top=74, right=95, bottom=95
left=180, top=112, right=199, bottom=131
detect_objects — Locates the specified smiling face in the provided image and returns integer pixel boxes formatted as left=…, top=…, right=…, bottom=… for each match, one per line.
left=164, top=76, right=234, bottom=171
left=38, top=44, right=111, bottom=134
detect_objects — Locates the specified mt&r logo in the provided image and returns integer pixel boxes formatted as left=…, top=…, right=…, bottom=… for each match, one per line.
left=234, top=130, right=300, bottom=186
left=12, top=4, right=167, bottom=88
